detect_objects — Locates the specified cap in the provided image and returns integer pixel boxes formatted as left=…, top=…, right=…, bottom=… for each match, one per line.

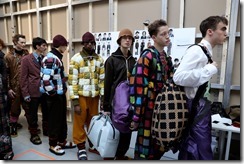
left=52, top=34, right=68, bottom=48
left=81, top=32, right=95, bottom=44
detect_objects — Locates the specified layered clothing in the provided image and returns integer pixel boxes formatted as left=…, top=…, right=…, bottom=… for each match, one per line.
left=129, top=46, right=173, bottom=159
left=173, top=39, right=216, bottom=160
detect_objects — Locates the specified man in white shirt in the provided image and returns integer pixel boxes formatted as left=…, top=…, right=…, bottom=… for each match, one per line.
left=173, top=15, right=228, bottom=160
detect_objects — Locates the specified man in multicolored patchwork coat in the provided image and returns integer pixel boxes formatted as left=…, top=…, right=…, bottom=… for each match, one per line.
left=68, top=32, right=104, bottom=160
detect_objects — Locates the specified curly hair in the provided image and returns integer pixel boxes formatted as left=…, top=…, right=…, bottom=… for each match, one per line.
left=148, top=19, right=168, bottom=37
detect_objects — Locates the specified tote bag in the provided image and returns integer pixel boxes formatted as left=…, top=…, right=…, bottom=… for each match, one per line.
left=87, top=114, right=120, bottom=157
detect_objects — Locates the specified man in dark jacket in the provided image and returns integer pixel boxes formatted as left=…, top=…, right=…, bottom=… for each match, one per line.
left=20, top=37, right=48, bottom=145
left=103, top=28, right=136, bottom=160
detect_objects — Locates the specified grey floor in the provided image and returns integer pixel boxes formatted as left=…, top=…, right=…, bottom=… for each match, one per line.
left=11, top=110, right=179, bottom=160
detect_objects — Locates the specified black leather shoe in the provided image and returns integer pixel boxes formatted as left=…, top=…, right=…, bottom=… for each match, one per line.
left=30, top=135, right=42, bottom=145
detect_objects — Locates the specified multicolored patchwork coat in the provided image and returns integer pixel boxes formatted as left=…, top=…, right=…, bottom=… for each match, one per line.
left=129, top=46, right=173, bottom=159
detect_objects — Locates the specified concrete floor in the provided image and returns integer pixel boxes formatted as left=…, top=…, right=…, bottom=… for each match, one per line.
left=9, top=109, right=240, bottom=161
left=11, top=110, right=177, bottom=161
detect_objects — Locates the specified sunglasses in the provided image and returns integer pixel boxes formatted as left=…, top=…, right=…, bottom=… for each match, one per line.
left=83, top=41, right=96, bottom=45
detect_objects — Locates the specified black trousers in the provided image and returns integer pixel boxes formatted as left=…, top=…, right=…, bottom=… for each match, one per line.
left=23, top=97, right=39, bottom=136
left=46, top=94, right=68, bottom=147
left=115, top=131, right=132, bottom=158
left=40, top=94, right=48, bottom=132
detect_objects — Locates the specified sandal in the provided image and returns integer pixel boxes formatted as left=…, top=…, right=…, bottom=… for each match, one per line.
left=77, top=149, right=87, bottom=160
left=58, top=141, right=76, bottom=149
left=49, top=145, right=65, bottom=156
left=88, top=146, right=100, bottom=155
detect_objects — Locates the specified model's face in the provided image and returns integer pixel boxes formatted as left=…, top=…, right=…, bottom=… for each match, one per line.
left=58, top=45, right=67, bottom=53
left=37, top=43, right=48, bottom=54
left=212, top=22, right=228, bottom=45
left=120, top=35, right=133, bottom=48
left=153, top=25, right=170, bottom=47
left=15, top=37, right=26, bottom=50
left=83, top=41, right=96, bottom=52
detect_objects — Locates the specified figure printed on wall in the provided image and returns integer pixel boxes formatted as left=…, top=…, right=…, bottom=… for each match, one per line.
left=107, top=33, right=112, bottom=41
left=135, top=40, right=139, bottom=56
left=93, top=32, right=119, bottom=62
left=97, top=33, right=102, bottom=41
left=102, top=33, right=107, bottom=41
left=134, top=31, right=140, bottom=39
left=132, top=30, right=152, bottom=59
left=167, top=28, right=174, bottom=56
left=97, top=42, right=101, bottom=54
left=102, top=42, right=106, bottom=57
left=140, top=40, right=145, bottom=55
left=147, top=39, right=152, bottom=48
left=173, top=58, right=180, bottom=72
left=107, top=42, right=111, bottom=56
left=141, top=31, right=147, bottom=39
left=132, top=28, right=195, bottom=61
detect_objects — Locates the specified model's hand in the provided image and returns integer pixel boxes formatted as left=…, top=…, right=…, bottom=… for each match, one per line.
left=74, top=105, right=81, bottom=115
left=129, top=121, right=139, bottom=131
left=8, top=89, right=16, bottom=98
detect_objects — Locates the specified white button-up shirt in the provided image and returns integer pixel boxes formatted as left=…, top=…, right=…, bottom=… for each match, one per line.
left=173, top=39, right=218, bottom=99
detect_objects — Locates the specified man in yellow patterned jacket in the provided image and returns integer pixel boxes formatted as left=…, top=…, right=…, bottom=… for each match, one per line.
left=68, top=32, right=104, bottom=160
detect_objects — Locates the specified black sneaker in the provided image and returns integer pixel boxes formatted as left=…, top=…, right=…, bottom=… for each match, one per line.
left=30, top=135, right=42, bottom=145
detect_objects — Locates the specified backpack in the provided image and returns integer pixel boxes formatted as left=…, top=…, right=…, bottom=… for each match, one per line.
left=149, top=47, right=188, bottom=151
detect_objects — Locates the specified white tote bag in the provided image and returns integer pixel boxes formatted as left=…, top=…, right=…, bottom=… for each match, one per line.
left=87, top=114, right=120, bottom=158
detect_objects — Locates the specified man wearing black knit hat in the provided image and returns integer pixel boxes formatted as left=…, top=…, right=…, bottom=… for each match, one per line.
left=68, top=32, right=104, bottom=160
left=40, top=34, right=76, bottom=156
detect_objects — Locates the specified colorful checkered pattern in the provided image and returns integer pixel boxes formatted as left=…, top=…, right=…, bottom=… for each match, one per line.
left=40, top=52, right=63, bottom=96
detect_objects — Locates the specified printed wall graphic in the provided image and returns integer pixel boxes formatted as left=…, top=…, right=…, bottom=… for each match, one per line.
left=93, top=32, right=119, bottom=61
left=168, top=28, right=196, bottom=64
left=132, top=28, right=196, bottom=67
left=132, top=30, right=152, bottom=60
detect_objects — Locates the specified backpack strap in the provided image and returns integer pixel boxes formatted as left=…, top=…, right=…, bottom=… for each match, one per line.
left=188, top=44, right=213, bottom=126
left=188, top=44, right=213, bottom=64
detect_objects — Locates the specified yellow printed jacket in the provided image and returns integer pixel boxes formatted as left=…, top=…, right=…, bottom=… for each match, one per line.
left=68, top=49, right=104, bottom=105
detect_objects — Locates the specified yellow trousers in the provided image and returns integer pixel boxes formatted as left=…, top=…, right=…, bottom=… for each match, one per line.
left=72, top=96, right=99, bottom=147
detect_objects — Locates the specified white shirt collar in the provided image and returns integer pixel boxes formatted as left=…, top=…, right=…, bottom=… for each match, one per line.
left=200, top=39, right=213, bottom=56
